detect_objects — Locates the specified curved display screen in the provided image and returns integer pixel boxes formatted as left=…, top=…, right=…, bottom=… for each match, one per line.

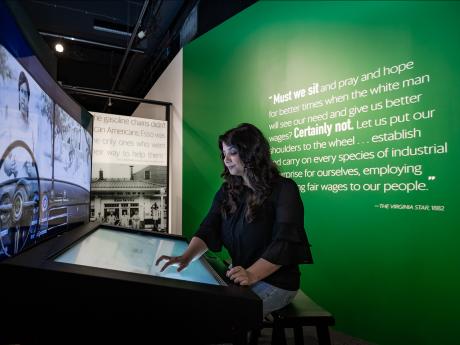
left=0, top=0, right=93, bottom=260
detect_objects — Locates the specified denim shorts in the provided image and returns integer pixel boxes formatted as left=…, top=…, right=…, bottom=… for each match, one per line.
left=250, top=280, right=297, bottom=318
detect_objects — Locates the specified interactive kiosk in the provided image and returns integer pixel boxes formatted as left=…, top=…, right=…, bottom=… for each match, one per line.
left=1, top=222, right=262, bottom=344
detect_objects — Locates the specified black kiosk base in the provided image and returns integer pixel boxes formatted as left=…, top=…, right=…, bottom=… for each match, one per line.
left=0, top=222, right=262, bottom=344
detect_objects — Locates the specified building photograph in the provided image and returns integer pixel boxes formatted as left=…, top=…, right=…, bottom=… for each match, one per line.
left=91, top=163, right=167, bottom=232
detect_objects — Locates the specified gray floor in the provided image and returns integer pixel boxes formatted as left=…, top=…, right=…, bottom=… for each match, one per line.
left=255, top=326, right=376, bottom=345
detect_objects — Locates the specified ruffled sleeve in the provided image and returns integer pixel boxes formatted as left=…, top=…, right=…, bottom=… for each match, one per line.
left=261, top=178, right=312, bottom=265
left=261, top=222, right=311, bottom=265
left=194, top=186, right=224, bottom=252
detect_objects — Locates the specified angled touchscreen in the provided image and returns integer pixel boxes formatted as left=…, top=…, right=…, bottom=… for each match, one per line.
left=54, top=228, right=222, bottom=286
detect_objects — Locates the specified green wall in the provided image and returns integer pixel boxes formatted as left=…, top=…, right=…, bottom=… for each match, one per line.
left=183, top=2, right=460, bottom=344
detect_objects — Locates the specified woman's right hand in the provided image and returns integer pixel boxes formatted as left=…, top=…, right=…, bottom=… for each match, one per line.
left=155, top=255, right=191, bottom=272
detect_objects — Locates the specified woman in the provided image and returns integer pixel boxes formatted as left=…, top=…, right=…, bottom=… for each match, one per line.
left=156, top=123, right=311, bottom=317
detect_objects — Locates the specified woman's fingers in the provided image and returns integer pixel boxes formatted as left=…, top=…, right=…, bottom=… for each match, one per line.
left=155, top=255, right=171, bottom=266
left=226, top=265, right=242, bottom=277
left=155, top=255, right=176, bottom=272
left=233, top=275, right=249, bottom=285
left=227, top=266, right=249, bottom=285
left=234, top=275, right=249, bottom=285
left=177, top=261, right=187, bottom=272
left=159, top=259, right=175, bottom=272
left=155, top=255, right=188, bottom=272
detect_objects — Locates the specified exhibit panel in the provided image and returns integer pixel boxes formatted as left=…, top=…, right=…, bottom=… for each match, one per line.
left=0, top=222, right=261, bottom=343
left=90, top=112, right=169, bottom=232
left=183, top=2, right=460, bottom=345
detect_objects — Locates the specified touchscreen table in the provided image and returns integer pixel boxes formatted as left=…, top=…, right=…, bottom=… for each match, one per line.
left=54, top=227, right=222, bottom=285
left=0, top=223, right=261, bottom=345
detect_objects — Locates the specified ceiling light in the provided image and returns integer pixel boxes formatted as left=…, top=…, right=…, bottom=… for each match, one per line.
left=55, top=43, right=64, bottom=53
left=93, top=25, right=131, bottom=37
left=137, top=30, right=146, bottom=39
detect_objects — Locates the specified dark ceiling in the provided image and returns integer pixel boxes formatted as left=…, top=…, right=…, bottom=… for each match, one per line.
left=18, top=0, right=257, bottom=115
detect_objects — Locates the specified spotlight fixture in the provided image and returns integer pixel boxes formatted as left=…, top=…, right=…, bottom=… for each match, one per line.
left=55, top=43, right=64, bottom=53
left=137, top=30, right=146, bottom=39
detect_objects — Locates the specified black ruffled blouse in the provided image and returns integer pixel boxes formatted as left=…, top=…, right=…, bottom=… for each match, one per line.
left=194, top=176, right=312, bottom=291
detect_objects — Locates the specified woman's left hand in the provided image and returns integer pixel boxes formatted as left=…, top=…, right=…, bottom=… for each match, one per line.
left=226, top=266, right=254, bottom=286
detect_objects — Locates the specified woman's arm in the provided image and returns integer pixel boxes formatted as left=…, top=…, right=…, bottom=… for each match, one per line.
left=181, top=236, right=209, bottom=262
left=229, top=179, right=309, bottom=286
left=155, top=236, right=208, bottom=272
left=227, top=258, right=281, bottom=286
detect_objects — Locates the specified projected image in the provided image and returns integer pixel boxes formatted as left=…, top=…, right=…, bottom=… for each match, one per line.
left=54, top=105, right=92, bottom=191
left=0, top=45, right=53, bottom=256
left=0, top=143, right=39, bottom=257
left=0, top=9, right=93, bottom=260
left=48, top=105, right=91, bottom=230
left=0, top=46, right=53, bottom=173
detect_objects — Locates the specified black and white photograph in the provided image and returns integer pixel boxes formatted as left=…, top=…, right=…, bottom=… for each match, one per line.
left=0, top=44, right=53, bottom=256
left=90, top=163, right=167, bottom=232
left=0, top=44, right=53, bottom=179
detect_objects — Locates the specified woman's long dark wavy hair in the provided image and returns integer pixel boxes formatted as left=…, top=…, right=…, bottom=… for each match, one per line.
left=219, top=123, right=280, bottom=222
